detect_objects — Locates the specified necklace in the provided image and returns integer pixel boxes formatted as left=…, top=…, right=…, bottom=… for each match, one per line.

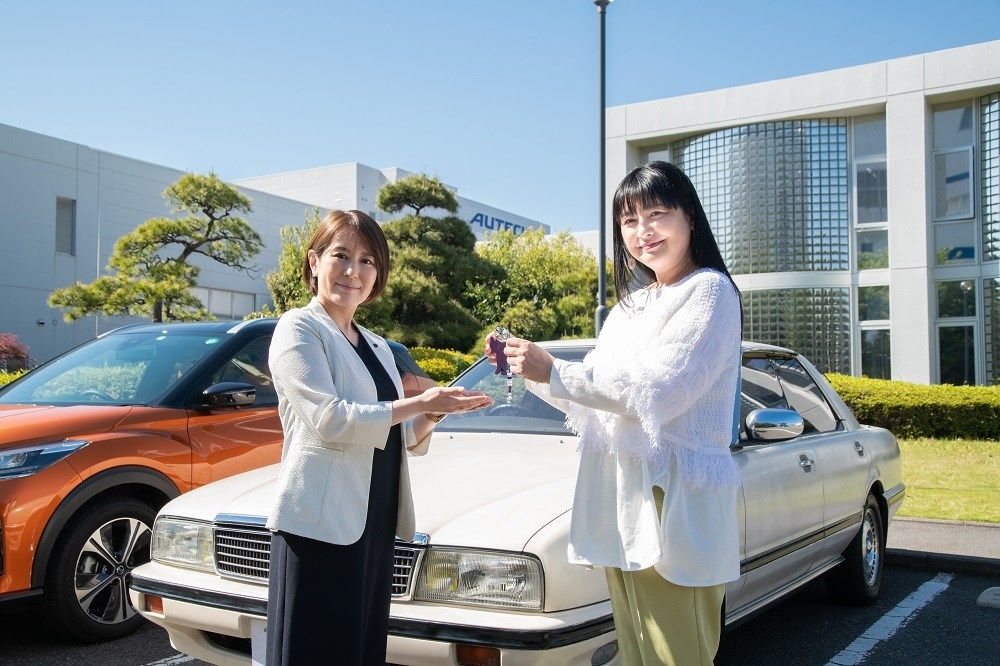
left=630, top=286, right=656, bottom=314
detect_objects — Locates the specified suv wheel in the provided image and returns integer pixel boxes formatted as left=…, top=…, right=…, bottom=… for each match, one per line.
left=40, top=497, right=156, bottom=642
left=825, top=493, right=884, bottom=606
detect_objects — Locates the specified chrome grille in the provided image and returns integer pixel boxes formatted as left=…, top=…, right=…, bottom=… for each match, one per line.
left=215, top=525, right=271, bottom=581
left=213, top=521, right=424, bottom=598
left=393, top=545, right=420, bottom=597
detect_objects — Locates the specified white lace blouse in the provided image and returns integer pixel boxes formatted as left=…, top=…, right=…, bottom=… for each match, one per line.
left=525, top=268, right=743, bottom=586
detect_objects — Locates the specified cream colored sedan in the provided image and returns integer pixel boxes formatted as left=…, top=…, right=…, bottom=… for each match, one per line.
left=128, top=341, right=904, bottom=666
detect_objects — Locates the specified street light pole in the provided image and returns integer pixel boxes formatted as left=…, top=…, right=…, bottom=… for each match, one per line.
left=594, top=0, right=612, bottom=335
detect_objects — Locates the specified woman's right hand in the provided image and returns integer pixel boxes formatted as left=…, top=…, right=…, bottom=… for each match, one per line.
left=420, top=386, right=493, bottom=415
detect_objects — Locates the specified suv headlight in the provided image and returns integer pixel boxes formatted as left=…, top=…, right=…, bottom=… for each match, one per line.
left=151, top=517, right=215, bottom=572
left=0, top=440, right=88, bottom=480
left=414, top=548, right=544, bottom=610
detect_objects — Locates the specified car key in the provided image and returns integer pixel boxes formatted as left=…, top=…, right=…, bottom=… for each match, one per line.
left=490, top=326, right=514, bottom=404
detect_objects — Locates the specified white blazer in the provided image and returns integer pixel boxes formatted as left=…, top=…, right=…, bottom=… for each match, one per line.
left=265, top=298, right=430, bottom=545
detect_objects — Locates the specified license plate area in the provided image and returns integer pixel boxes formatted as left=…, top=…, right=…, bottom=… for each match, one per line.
left=250, top=618, right=267, bottom=665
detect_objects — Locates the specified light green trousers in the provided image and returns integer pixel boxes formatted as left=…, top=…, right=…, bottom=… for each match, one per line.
left=603, top=488, right=726, bottom=665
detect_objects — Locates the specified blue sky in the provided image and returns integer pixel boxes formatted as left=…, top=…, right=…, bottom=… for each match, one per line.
left=2, top=1, right=998, bottom=233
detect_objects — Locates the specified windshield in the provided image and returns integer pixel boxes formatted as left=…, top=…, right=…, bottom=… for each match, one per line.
left=0, top=331, right=224, bottom=406
left=437, top=347, right=589, bottom=434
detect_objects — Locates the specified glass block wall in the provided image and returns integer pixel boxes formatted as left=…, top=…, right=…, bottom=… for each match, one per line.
left=671, top=119, right=850, bottom=275
left=982, top=92, right=999, bottom=262
left=746, top=288, right=852, bottom=373
left=986, top=278, right=1000, bottom=385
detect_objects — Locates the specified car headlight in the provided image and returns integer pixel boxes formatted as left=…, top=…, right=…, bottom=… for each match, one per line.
left=151, top=517, right=215, bottom=572
left=413, top=548, right=544, bottom=610
left=0, top=440, right=88, bottom=480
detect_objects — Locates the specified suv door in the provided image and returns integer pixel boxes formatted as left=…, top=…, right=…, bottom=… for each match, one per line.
left=186, top=335, right=283, bottom=486
left=732, top=356, right=825, bottom=613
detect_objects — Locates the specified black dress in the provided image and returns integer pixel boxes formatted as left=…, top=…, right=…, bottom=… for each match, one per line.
left=266, top=330, right=402, bottom=665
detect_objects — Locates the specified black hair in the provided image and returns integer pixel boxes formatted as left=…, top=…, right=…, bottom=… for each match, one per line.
left=611, top=160, right=743, bottom=332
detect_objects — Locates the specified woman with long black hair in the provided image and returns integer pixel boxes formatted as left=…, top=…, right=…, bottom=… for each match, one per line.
left=490, top=161, right=744, bottom=665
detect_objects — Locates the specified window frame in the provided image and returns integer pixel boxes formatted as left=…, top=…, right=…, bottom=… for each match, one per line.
left=932, top=146, right=976, bottom=223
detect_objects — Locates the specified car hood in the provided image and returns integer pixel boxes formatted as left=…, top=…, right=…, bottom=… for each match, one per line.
left=160, top=432, right=581, bottom=552
left=0, top=404, right=133, bottom=448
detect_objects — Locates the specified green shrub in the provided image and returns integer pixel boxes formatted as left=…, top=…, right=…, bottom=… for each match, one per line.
left=0, top=369, right=27, bottom=387
left=411, top=347, right=477, bottom=383
left=825, top=373, right=1000, bottom=440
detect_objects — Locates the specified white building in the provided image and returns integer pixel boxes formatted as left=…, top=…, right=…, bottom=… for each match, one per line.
left=237, top=164, right=549, bottom=242
left=606, top=40, right=1000, bottom=386
left=0, top=125, right=546, bottom=364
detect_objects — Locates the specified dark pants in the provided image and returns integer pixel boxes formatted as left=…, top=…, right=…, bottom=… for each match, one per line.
left=265, top=434, right=401, bottom=665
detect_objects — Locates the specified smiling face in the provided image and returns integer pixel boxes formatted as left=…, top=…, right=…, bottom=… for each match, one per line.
left=619, top=201, right=695, bottom=285
left=308, top=229, right=379, bottom=314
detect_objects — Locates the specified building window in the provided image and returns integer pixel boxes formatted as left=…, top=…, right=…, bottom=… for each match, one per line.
left=937, top=280, right=976, bottom=318
left=56, top=197, right=76, bottom=256
left=858, top=285, right=890, bottom=321
left=938, top=325, right=976, bottom=385
left=190, top=287, right=256, bottom=320
left=860, top=329, right=891, bottom=379
left=857, top=228, right=888, bottom=269
left=933, top=103, right=977, bottom=266
left=934, top=221, right=977, bottom=265
left=746, top=287, right=852, bottom=374
left=857, top=281, right=890, bottom=380
left=852, top=115, right=889, bottom=273
left=933, top=149, right=974, bottom=220
left=935, top=279, right=978, bottom=385
left=670, top=118, right=850, bottom=275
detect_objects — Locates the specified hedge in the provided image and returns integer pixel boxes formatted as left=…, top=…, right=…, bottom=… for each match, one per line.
left=825, top=373, right=1000, bottom=440
left=0, top=369, right=26, bottom=387
left=411, top=347, right=477, bottom=383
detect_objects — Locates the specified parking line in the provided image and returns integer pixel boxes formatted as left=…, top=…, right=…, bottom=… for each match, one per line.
left=824, top=573, right=953, bottom=666
left=143, top=654, right=195, bottom=665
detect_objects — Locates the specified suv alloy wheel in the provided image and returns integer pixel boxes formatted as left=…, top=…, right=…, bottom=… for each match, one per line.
left=39, top=497, right=156, bottom=641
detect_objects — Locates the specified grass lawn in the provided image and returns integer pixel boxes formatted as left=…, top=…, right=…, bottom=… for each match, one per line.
left=897, top=438, right=1000, bottom=523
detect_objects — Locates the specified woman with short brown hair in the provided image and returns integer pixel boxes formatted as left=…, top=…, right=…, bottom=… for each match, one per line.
left=266, top=210, right=491, bottom=664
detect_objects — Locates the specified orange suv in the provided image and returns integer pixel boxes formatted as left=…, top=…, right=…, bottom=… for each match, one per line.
left=0, top=318, right=435, bottom=641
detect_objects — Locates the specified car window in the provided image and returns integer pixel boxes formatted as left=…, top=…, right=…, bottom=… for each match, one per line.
left=0, top=332, right=221, bottom=406
left=205, top=336, right=277, bottom=405
left=739, top=358, right=789, bottom=439
left=772, top=358, right=838, bottom=433
left=437, top=348, right=588, bottom=434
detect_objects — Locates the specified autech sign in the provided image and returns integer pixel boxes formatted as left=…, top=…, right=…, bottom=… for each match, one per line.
left=469, top=212, right=531, bottom=235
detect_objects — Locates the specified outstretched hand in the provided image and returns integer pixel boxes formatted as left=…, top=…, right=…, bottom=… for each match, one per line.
left=420, top=386, right=493, bottom=417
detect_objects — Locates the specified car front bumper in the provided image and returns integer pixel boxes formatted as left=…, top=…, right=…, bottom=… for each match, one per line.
left=129, top=562, right=618, bottom=665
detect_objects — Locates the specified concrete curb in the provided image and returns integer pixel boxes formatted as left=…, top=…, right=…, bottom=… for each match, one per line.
left=886, top=548, right=1000, bottom=577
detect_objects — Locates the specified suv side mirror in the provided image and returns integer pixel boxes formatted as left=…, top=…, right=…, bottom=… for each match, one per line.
left=745, top=408, right=804, bottom=441
left=198, top=382, right=256, bottom=410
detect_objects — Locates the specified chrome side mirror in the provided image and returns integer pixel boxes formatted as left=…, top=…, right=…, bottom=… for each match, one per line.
left=746, top=409, right=804, bottom=441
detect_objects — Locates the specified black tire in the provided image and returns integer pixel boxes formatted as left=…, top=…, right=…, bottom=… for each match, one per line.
left=825, top=493, right=884, bottom=606
left=38, top=496, right=156, bottom=642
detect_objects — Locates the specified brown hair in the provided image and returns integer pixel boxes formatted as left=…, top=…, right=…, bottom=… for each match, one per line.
left=302, top=210, right=390, bottom=303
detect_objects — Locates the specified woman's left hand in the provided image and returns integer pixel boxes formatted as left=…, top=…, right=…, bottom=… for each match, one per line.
left=504, top=337, right=555, bottom=383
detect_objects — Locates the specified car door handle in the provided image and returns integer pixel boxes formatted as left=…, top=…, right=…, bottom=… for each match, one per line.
left=854, top=441, right=866, bottom=458
left=798, top=453, right=814, bottom=473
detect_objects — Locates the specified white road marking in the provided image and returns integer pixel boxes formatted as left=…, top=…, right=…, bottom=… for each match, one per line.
left=143, top=654, right=195, bottom=665
left=825, top=573, right=953, bottom=666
